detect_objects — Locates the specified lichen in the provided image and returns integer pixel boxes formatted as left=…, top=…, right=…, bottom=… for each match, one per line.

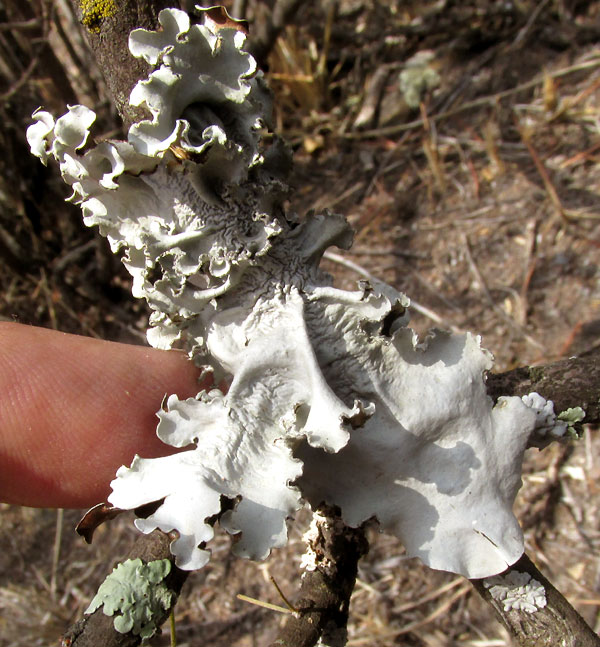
left=521, top=392, right=568, bottom=447
left=86, top=558, right=173, bottom=637
left=483, top=570, right=547, bottom=613
left=528, top=366, right=546, bottom=383
left=558, top=406, right=586, bottom=438
left=399, top=51, right=440, bottom=108
left=78, top=0, right=117, bottom=33
left=27, top=6, right=559, bottom=580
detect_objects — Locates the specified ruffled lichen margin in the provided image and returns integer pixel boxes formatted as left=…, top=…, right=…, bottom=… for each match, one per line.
left=27, top=6, right=568, bottom=579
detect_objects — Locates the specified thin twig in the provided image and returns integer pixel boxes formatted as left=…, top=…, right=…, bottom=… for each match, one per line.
left=237, top=593, right=293, bottom=615
left=0, top=17, right=42, bottom=31
left=345, top=58, right=600, bottom=140
left=169, top=608, right=177, bottom=647
left=0, top=55, right=39, bottom=101
left=559, top=141, right=600, bottom=168
left=50, top=508, right=64, bottom=600
left=393, top=584, right=472, bottom=637
left=519, top=219, right=538, bottom=327
left=349, top=248, right=426, bottom=260
left=394, top=577, right=464, bottom=614
left=461, top=234, right=544, bottom=350
left=519, top=126, right=567, bottom=224
left=549, top=77, right=600, bottom=121
left=270, top=576, right=299, bottom=614
left=349, top=584, right=472, bottom=644
left=52, top=4, right=92, bottom=94
left=511, top=0, right=552, bottom=48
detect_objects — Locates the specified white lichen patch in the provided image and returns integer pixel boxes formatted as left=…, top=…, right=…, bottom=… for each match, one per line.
left=483, top=570, right=547, bottom=613
left=521, top=392, right=568, bottom=447
left=300, top=510, right=337, bottom=572
left=300, top=513, right=325, bottom=572
left=28, top=5, right=561, bottom=579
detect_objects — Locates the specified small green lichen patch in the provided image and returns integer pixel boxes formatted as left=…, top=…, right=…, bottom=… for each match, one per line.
left=399, top=52, right=441, bottom=109
left=528, top=366, right=545, bottom=383
left=86, top=558, right=173, bottom=638
left=78, top=0, right=117, bottom=33
left=558, top=406, right=586, bottom=437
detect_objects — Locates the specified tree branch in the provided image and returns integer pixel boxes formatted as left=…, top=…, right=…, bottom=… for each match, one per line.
left=471, top=553, right=600, bottom=647
left=68, top=0, right=180, bottom=128
left=62, top=530, right=188, bottom=647
left=56, top=6, right=600, bottom=646
left=486, top=354, right=600, bottom=425
left=61, top=354, right=600, bottom=646
left=269, top=506, right=369, bottom=647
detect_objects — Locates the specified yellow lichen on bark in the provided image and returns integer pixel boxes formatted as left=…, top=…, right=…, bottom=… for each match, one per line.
left=78, top=0, right=117, bottom=33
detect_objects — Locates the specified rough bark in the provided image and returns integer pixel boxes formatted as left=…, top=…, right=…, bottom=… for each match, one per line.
left=268, top=507, right=369, bottom=647
left=486, top=354, right=600, bottom=426
left=471, top=554, right=600, bottom=647
left=68, top=0, right=180, bottom=128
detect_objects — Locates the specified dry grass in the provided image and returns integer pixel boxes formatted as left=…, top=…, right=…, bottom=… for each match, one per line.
left=1, top=0, right=600, bottom=645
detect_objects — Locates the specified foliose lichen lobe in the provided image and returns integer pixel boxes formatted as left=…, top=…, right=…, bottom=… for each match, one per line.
left=86, top=558, right=173, bottom=637
left=27, top=6, right=567, bottom=580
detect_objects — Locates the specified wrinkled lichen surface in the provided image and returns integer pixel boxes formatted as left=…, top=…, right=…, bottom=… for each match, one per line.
left=27, top=6, right=568, bottom=578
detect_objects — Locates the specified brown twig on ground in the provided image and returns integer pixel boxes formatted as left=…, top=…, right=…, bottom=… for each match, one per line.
left=0, top=55, right=40, bottom=102
left=519, top=125, right=568, bottom=225
left=520, top=443, right=573, bottom=535
left=2, top=0, right=78, bottom=105
left=462, top=233, right=544, bottom=350
left=0, top=17, right=42, bottom=31
left=345, top=57, right=600, bottom=140
left=352, top=66, right=390, bottom=130
left=518, top=219, right=538, bottom=327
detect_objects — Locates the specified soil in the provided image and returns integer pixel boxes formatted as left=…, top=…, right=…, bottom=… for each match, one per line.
left=0, top=1, right=599, bottom=646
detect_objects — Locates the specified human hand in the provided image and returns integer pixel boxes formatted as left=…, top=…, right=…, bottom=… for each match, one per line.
left=0, top=323, right=203, bottom=508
